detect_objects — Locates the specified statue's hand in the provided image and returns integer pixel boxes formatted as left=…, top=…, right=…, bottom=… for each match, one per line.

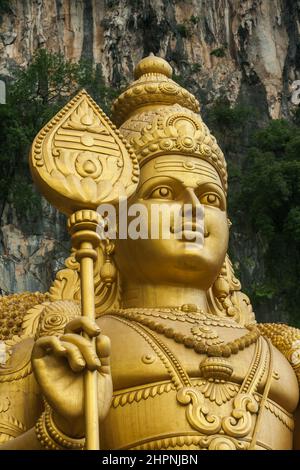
left=31, top=317, right=112, bottom=438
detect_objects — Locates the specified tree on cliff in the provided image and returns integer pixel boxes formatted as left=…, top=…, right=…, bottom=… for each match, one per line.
left=0, top=49, right=117, bottom=218
left=0, top=50, right=299, bottom=326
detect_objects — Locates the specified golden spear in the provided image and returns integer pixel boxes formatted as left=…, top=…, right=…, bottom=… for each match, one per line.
left=29, top=90, right=139, bottom=449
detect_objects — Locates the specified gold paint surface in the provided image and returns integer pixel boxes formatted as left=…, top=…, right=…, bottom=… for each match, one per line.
left=0, top=55, right=299, bottom=450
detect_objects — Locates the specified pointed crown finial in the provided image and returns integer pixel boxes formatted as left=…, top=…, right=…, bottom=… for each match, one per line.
left=112, top=57, right=227, bottom=194
left=134, top=54, right=173, bottom=79
left=112, top=55, right=200, bottom=126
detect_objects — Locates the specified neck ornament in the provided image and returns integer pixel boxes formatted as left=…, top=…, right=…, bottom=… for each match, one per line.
left=109, top=304, right=259, bottom=358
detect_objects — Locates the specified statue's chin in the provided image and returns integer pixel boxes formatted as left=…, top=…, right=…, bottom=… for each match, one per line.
left=164, top=242, right=224, bottom=287
left=115, top=234, right=226, bottom=290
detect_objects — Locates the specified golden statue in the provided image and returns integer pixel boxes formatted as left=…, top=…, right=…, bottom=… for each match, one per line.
left=0, top=55, right=300, bottom=451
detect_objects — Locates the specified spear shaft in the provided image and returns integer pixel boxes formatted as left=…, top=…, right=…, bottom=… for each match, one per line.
left=29, top=90, right=139, bottom=450
left=69, top=213, right=102, bottom=450
left=80, top=248, right=99, bottom=450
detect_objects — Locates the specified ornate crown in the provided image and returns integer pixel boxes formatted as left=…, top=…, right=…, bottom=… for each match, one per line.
left=112, top=55, right=228, bottom=193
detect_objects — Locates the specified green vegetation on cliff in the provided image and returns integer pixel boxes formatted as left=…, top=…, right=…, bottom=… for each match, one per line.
left=236, top=121, right=300, bottom=324
left=0, top=49, right=118, bottom=218
left=0, top=51, right=299, bottom=325
left=207, top=101, right=300, bottom=325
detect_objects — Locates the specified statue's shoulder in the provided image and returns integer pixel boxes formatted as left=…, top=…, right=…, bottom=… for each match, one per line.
left=0, top=294, right=82, bottom=444
left=258, top=322, right=300, bottom=387
left=0, top=292, right=80, bottom=342
left=0, top=292, right=48, bottom=443
left=24, top=298, right=81, bottom=339
left=0, top=292, right=48, bottom=343
left=0, top=292, right=47, bottom=382
left=0, top=293, right=81, bottom=377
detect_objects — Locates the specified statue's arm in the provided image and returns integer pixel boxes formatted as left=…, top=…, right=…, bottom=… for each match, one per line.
left=0, top=293, right=50, bottom=450
left=0, top=339, right=44, bottom=450
left=257, top=323, right=300, bottom=385
left=293, top=404, right=300, bottom=450
left=257, top=322, right=300, bottom=449
left=0, top=429, right=42, bottom=450
left=0, top=297, right=112, bottom=450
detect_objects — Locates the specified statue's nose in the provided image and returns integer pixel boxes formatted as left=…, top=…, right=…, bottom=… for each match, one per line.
left=179, top=188, right=204, bottom=222
left=181, top=187, right=201, bottom=211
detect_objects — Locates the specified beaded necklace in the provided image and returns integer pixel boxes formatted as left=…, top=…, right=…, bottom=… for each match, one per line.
left=109, top=304, right=259, bottom=358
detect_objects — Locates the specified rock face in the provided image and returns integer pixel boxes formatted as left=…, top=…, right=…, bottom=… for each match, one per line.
left=1, top=0, right=299, bottom=118
left=0, top=199, right=69, bottom=296
left=0, top=0, right=299, bottom=322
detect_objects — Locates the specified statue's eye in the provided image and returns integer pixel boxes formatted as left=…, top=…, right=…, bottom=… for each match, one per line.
left=200, top=193, right=221, bottom=207
left=149, top=186, right=174, bottom=200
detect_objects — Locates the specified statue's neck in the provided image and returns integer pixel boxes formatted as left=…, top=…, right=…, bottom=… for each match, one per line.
left=120, top=282, right=209, bottom=310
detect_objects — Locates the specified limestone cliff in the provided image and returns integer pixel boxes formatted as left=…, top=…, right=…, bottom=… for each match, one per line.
left=0, top=0, right=299, bottom=323
left=1, top=0, right=299, bottom=118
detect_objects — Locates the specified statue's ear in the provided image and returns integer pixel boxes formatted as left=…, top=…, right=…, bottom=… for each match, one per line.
left=207, top=254, right=256, bottom=326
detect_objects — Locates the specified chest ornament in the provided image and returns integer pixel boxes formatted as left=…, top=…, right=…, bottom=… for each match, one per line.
left=199, top=357, right=233, bottom=381
left=108, top=311, right=274, bottom=450
left=110, top=306, right=260, bottom=358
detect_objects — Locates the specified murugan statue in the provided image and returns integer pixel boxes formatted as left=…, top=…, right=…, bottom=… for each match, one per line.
left=0, top=55, right=300, bottom=451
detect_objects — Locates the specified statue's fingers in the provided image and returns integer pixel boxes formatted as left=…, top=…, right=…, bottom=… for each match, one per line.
left=60, top=341, right=86, bottom=373
left=96, top=335, right=111, bottom=375
left=60, top=334, right=101, bottom=371
left=64, top=317, right=101, bottom=337
left=32, top=336, right=67, bottom=360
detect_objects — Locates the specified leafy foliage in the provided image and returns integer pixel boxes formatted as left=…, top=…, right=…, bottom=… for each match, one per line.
left=1, top=51, right=300, bottom=324
left=210, top=47, right=226, bottom=58
left=0, top=49, right=118, bottom=218
left=190, top=15, right=200, bottom=25
left=0, top=0, right=10, bottom=14
left=208, top=101, right=300, bottom=325
left=176, top=24, right=190, bottom=38
left=235, top=121, right=300, bottom=322
left=206, top=98, right=251, bottom=134
left=205, top=98, right=257, bottom=158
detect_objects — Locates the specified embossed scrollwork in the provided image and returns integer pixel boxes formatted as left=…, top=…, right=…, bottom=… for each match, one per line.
left=222, top=393, right=258, bottom=438
left=177, top=387, right=221, bottom=435
left=200, top=435, right=246, bottom=450
left=177, top=388, right=259, bottom=440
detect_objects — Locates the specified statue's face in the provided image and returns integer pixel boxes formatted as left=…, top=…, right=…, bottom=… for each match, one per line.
left=115, top=155, right=229, bottom=290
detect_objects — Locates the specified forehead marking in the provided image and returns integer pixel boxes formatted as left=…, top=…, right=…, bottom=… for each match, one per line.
left=154, top=159, right=218, bottom=180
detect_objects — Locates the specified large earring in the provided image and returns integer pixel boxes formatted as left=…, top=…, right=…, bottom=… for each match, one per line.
left=100, top=240, right=117, bottom=287
left=212, top=259, right=238, bottom=318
